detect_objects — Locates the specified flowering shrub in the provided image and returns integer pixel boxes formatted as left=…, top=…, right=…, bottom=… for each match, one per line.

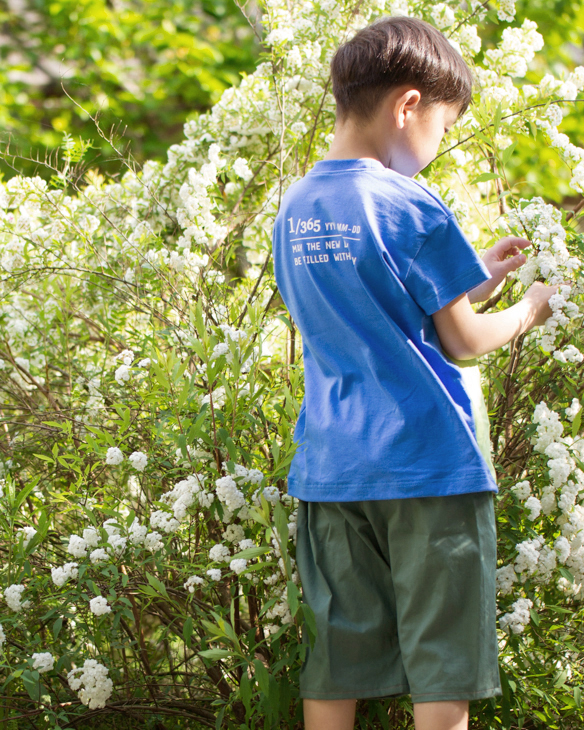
left=1, top=1, right=584, bottom=728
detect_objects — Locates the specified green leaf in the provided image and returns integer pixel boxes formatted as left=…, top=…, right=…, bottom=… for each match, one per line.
left=183, top=616, right=193, bottom=648
left=199, top=648, right=235, bottom=660
left=493, top=103, right=503, bottom=134
left=299, top=604, right=317, bottom=650
left=21, top=670, right=41, bottom=701
left=14, top=477, right=40, bottom=511
left=177, top=378, right=191, bottom=408
left=86, top=579, right=100, bottom=596
left=146, top=572, right=168, bottom=598
left=501, top=141, right=517, bottom=166
left=273, top=502, right=289, bottom=545
left=240, top=671, right=252, bottom=716
left=287, top=580, right=300, bottom=617
left=471, top=172, right=501, bottom=184
left=253, top=658, right=270, bottom=695
left=33, top=453, right=54, bottom=463
left=231, top=546, right=271, bottom=561
left=225, top=436, right=238, bottom=462
left=53, top=617, right=63, bottom=639
left=492, top=377, right=506, bottom=398
left=572, top=407, right=582, bottom=438
left=559, top=567, right=575, bottom=583
left=276, top=314, right=293, bottom=331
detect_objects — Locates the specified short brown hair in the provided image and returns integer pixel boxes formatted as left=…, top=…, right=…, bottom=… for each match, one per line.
left=331, top=16, right=473, bottom=123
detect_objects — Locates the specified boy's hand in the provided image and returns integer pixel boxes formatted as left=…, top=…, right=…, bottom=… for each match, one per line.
left=522, top=281, right=557, bottom=326
left=468, top=236, right=529, bottom=304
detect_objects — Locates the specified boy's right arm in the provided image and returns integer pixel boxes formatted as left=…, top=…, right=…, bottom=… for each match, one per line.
left=432, top=282, right=556, bottom=361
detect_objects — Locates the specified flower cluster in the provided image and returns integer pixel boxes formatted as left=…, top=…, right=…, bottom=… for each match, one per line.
left=68, top=659, right=113, bottom=709
left=32, top=651, right=55, bottom=673
left=508, top=198, right=581, bottom=355
left=499, top=597, right=533, bottom=634
left=499, top=401, right=584, bottom=613
left=4, top=584, right=29, bottom=612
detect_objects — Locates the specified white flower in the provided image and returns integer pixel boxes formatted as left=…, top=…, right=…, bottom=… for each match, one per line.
left=223, top=524, right=245, bottom=543
left=211, top=342, right=230, bottom=360
left=208, top=143, right=225, bottom=168
left=0, top=623, right=5, bottom=650
left=184, top=575, right=204, bottom=593
left=90, top=596, right=112, bottom=616
left=215, top=475, right=246, bottom=511
left=107, top=533, right=127, bottom=555
left=566, top=399, right=582, bottom=422
left=160, top=474, right=204, bottom=521
left=230, top=558, right=248, bottom=574
left=209, top=543, right=231, bottom=562
left=67, top=534, right=88, bottom=558
left=512, top=480, right=531, bottom=500
left=150, top=510, right=180, bottom=533
left=144, top=531, right=164, bottom=551
left=51, top=562, right=79, bottom=588
left=202, top=386, right=226, bottom=407
left=105, top=447, right=124, bottom=466
left=114, top=364, right=131, bottom=385
left=290, top=121, right=308, bottom=136
left=68, top=659, right=113, bottom=709
left=238, top=538, right=255, bottom=550
left=32, top=652, right=54, bottom=673
left=83, top=527, right=100, bottom=548
left=497, top=0, right=516, bottom=21
left=90, top=548, right=109, bottom=564
left=555, top=536, right=571, bottom=563
left=496, top=564, right=517, bottom=595
left=138, top=358, right=151, bottom=367
left=499, top=597, right=533, bottom=634
left=515, top=537, right=543, bottom=576
left=206, top=568, right=222, bottom=581
left=262, top=486, right=280, bottom=504
left=128, top=519, right=147, bottom=546
left=103, top=518, right=120, bottom=536
left=234, top=464, right=249, bottom=480
left=115, top=349, right=134, bottom=366
left=265, top=27, right=294, bottom=46
left=525, top=496, right=542, bottom=521
left=4, top=584, right=29, bottom=612
left=431, top=3, right=456, bottom=28
left=233, top=157, right=253, bottom=182
left=247, top=468, right=264, bottom=485
left=17, top=526, right=37, bottom=548
left=128, top=451, right=148, bottom=472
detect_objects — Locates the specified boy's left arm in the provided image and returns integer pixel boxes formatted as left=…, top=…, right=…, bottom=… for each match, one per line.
left=468, top=236, right=529, bottom=304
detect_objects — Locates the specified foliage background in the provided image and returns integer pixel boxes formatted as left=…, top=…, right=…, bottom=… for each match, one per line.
left=0, top=0, right=259, bottom=179
left=2, top=1, right=584, bottom=730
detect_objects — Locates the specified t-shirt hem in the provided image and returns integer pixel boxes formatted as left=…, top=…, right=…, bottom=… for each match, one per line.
left=287, top=473, right=497, bottom=502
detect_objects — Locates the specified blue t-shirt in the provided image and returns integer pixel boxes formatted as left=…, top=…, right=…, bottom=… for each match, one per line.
left=272, top=158, right=497, bottom=502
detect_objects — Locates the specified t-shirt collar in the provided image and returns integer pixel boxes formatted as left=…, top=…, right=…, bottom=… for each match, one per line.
left=310, top=158, right=386, bottom=173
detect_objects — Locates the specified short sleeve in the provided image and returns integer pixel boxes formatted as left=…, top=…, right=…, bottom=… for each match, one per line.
left=403, top=214, right=491, bottom=315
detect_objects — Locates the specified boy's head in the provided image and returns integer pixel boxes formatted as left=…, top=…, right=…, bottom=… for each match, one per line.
left=330, top=16, right=473, bottom=125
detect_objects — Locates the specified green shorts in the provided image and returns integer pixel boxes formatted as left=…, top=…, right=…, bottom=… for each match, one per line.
left=296, top=491, right=501, bottom=703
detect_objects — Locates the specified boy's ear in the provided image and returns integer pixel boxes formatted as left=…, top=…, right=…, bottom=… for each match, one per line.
left=394, top=89, right=422, bottom=130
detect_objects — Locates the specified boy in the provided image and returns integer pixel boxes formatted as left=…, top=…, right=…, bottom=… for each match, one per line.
left=271, top=16, right=555, bottom=730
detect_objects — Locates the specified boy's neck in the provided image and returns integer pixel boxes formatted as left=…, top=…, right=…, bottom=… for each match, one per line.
left=324, top=116, right=393, bottom=169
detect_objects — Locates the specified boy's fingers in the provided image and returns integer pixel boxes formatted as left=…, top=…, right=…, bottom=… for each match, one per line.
left=500, top=253, right=527, bottom=273
left=495, top=236, right=530, bottom=254
left=498, top=253, right=527, bottom=277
